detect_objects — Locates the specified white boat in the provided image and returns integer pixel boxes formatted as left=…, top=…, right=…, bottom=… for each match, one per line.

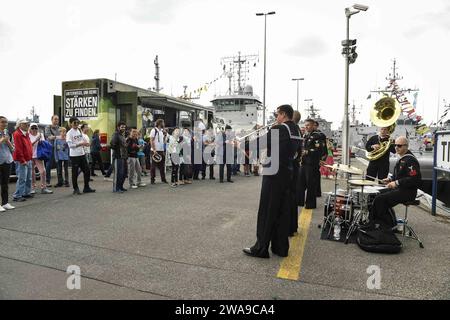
left=210, top=52, right=263, bottom=136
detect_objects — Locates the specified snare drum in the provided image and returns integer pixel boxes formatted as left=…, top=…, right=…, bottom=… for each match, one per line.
left=324, top=192, right=353, bottom=222
left=351, top=187, right=380, bottom=210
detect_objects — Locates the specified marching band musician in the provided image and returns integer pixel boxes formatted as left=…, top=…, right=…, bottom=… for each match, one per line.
left=243, top=104, right=300, bottom=258
left=313, top=120, right=328, bottom=197
left=365, top=126, right=396, bottom=180
left=297, top=119, right=323, bottom=209
left=368, top=136, right=422, bottom=228
left=290, top=110, right=302, bottom=236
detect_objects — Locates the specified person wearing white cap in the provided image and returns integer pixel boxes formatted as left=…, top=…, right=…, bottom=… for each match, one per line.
left=0, top=116, right=15, bottom=211
left=12, top=119, right=33, bottom=201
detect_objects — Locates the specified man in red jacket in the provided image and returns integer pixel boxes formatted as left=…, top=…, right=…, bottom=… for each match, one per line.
left=12, top=119, right=33, bottom=202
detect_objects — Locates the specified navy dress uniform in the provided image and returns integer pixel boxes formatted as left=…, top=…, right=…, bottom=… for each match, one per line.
left=247, top=122, right=300, bottom=257
left=315, top=129, right=328, bottom=196
left=365, top=134, right=395, bottom=180
left=297, top=130, right=322, bottom=209
left=369, top=150, right=422, bottom=228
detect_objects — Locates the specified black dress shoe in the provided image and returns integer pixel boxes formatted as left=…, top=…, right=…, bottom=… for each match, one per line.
left=242, top=247, right=269, bottom=258
left=73, top=189, right=82, bottom=195
left=54, top=183, right=63, bottom=188
left=219, top=180, right=224, bottom=183
left=227, top=179, right=234, bottom=183
left=210, top=177, right=216, bottom=180
left=83, top=188, right=96, bottom=193
left=13, top=197, right=26, bottom=202
left=23, top=194, right=34, bottom=198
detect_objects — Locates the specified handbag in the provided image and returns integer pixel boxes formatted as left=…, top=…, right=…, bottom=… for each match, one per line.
left=37, top=140, right=53, bottom=161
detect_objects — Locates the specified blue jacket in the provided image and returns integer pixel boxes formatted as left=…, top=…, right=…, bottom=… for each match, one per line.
left=55, top=138, right=69, bottom=161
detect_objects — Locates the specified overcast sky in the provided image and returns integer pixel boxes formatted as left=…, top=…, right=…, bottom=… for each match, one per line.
left=1, top=0, right=449, bottom=129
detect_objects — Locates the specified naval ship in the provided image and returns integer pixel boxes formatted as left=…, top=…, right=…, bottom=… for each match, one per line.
left=210, top=52, right=263, bottom=135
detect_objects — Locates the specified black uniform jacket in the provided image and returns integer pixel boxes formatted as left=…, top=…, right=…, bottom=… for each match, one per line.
left=392, top=151, right=422, bottom=190
left=365, top=135, right=395, bottom=163
left=259, top=122, right=301, bottom=179
left=301, top=130, right=323, bottom=166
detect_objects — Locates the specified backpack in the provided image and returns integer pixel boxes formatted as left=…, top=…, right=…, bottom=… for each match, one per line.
left=357, top=227, right=402, bottom=254
left=37, top=140, right=53, bottom=161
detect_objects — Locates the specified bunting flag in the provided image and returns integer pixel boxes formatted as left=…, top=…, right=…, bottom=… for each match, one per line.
left=181, top=59, right=259, bottom=100
left=385, top=79, right=428, bottom=134
left=366, top=94, right=371, bottom=99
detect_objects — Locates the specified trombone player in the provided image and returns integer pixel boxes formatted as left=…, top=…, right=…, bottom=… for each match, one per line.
left=365, top=126, right=396, bottom=181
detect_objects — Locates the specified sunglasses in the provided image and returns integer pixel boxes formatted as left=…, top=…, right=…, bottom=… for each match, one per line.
left=394, top=144, right=406, bottom=148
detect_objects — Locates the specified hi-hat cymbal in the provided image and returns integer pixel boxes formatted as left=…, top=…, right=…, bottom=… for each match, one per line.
left=324, top=164, right=363, bottom=175
left=348, top=179, right=379, bottom=186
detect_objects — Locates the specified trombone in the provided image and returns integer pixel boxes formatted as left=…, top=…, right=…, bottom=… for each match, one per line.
left=236, top=122, right=277, bottom=141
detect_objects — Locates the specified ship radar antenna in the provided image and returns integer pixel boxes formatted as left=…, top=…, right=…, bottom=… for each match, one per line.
left=221, top=52, right=258, bottom=95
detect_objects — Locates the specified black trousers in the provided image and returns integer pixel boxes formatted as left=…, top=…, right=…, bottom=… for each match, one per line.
left=193, top=164, right=203, bottom=179
left=171, top=160, right=179, bottom=183
left=369, top=188, right=417, bottom=228
left=179, top=164, right=192, bottom=181
left=0, top=163, right=11, bottom=205
left=366, top=159, right=390, bottom=180
left=57, top=160, right=69, bottom=185
left=91, top=152, right=105, bottom=175
left=151, top=151, right=166, bottom=182
left=70, top=155, right=90, bottom=191
left=297, top=164, right=319, bottom=209
left=316, top=167, right=322, bottom=196
left=219, top=164, right=232, bottom=181
left=251, top=175, right=290, bottom=256
left=289, top=164, right=300, bottom=235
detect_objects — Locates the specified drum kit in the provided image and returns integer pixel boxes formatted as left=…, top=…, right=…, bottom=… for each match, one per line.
left=322, top=163, right=387, bottom=244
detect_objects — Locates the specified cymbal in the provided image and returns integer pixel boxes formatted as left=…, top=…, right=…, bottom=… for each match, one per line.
left=348, top=179, right=379, bottom=186
left=324, top=164, right=363, bottom=175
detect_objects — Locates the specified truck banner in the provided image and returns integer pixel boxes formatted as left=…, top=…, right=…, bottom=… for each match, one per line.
left=64, top=88, right=99, bottom=120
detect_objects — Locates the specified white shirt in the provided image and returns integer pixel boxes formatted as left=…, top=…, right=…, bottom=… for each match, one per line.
left=29, top=132, right=45, bottom=159
left=150, top=127, right=165, bottom=151
left=82, top=133, right=90, bottom=154
left=67, top=128, right=86, bottom=157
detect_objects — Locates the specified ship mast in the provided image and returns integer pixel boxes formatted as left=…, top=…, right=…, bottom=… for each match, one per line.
left=304, top=100, right=321, bottom=119
left=370, top=58, right=419, bottom=96
left=221, top=52, right=258, bottom=95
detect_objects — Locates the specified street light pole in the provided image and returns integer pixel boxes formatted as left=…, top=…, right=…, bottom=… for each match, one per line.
left=256, top=11, right=276, bottom=126
left=343, top=11, right=351, bottom=166
left=292, top=78, right=304, bottom=111
left=342, top=4, right=368, bottom=166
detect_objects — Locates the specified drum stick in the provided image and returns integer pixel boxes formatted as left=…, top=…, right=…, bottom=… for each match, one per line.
left=364, top=174, right=388, bottom=185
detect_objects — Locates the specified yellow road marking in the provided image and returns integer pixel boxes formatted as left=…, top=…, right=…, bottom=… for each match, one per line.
left=277, top=208, right=313, bottom=281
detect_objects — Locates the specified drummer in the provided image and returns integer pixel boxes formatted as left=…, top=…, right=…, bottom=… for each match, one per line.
left=367, top=136, right=422, bottom=229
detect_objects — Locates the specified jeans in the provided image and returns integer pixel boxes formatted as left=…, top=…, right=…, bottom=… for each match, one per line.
left=57, top=160, right=69, bottom=185
left=45, top=148, right=59, bottom=185
left=13, top=160, right=32, bottom=199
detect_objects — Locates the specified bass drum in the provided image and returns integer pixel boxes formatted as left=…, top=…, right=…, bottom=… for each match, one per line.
left=324, top=191, right=353, bottom=222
